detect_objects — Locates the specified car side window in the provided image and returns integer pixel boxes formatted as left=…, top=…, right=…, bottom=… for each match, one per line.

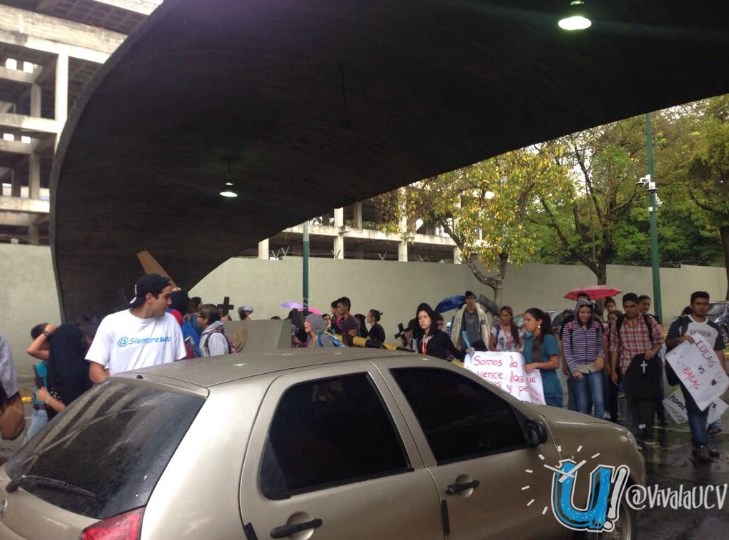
left=391, top=367, right=527, bottom=464
left=260, top=373, right=411, bottom=500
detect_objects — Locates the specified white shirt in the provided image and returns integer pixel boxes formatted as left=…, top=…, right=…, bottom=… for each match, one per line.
left=86, top=310, right=186, bottom=375
left=685, top=315, right=722, bottom=350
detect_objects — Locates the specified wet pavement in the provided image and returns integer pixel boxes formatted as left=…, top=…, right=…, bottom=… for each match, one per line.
left=637, top=421, right=729, bottom=539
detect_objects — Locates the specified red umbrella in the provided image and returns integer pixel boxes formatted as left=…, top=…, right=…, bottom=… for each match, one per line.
left=564, top=285, right=621, bottom=301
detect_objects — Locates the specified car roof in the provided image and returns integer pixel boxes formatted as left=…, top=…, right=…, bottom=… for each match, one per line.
left=112, top=348, right=415, bottom=388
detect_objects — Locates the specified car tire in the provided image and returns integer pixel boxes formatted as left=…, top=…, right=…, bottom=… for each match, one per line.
left=721, top=325, right=729, bottom=346
left=571, top=494, right=638, bottom=540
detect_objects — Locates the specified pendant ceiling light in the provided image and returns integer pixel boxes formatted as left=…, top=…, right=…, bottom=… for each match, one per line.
left=219, top=161, right=239, bottom=198
left=558, top=0, right=592, bottom=31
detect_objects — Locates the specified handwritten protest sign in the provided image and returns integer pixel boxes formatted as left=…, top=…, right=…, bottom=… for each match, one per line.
left=663, top=390, right=689, bottom=424
left=665, top=334, right=729, bottom=411
left=707, top=399, right=728, bottom=426
left=662, top=390, right=727, bottom=426
left=464, top=351, right=545, bottom=405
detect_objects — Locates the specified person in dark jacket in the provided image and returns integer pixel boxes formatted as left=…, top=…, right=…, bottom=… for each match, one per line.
left=416, top=304, right=467, bottom=361
left=367, top=309, right=386, bottom=343
left=43, top=318, right=99, bottom=419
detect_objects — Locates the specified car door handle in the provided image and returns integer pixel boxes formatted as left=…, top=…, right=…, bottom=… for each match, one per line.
left=270, top=518, right=323, bottom=538
left=445, top=479, right=480, bottom=495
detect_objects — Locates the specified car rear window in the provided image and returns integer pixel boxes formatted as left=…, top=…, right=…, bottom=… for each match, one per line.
left=6, top=381, right=204, bottom=519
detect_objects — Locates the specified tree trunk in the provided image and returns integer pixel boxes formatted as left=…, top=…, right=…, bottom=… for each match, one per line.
left=462, top=255, right=505, bottom=306
left=597, top=261, right=608, bottom=285
left=720, top=224, right=729, bottom=300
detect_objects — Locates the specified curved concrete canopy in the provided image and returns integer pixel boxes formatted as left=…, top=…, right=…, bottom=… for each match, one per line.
left=52, top=0, right=729, bottom=320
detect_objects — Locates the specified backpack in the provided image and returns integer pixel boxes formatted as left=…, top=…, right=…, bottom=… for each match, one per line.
left=615, top=313, right=654, bottom=344
left=202, top=327, right=237, bottom=356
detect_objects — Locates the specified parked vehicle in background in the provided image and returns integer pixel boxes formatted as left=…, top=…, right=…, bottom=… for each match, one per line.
left=708, top=301, right=729, bottom=344
left=0, top=349, right=644, bottom=539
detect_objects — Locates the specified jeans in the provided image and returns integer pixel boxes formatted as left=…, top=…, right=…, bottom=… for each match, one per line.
left=680, top=383, right=708, bottom=447
left=572, top=371, right=605, bottom=419
left=24, top=408, right=48, bottom=443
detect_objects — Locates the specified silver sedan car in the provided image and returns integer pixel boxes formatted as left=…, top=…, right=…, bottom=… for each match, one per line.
left=0, top=349, right=644, bottom=539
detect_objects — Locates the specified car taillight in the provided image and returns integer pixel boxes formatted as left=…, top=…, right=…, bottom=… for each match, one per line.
left=82, top=506, right=145, bottom=540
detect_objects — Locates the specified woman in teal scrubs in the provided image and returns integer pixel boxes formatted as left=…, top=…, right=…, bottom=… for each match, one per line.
left=522, top=307, right=563, bottom=407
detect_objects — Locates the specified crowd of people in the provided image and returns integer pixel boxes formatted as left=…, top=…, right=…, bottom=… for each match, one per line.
left=0, top=273, right=726, bottom=464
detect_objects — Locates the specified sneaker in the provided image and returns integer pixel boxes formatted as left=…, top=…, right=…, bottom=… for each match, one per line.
left=693, top=446, right=712, bottom=463
left=642, top=439, right=659, bottom=449
left=709, top=447, right=720, bottom=458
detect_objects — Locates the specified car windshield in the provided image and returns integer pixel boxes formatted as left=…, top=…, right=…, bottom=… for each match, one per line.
left=5, top=381, right=204, bottom=519
left=708, top=303, right=727, bottom=317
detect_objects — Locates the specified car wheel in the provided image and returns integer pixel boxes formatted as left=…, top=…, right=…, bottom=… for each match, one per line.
left=721, top=326, right=729, bottom=346
left=572, top=496, right=638, bottom=540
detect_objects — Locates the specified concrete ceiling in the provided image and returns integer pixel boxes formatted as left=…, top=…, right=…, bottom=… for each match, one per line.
left=51, top=0, right=729, bottom=320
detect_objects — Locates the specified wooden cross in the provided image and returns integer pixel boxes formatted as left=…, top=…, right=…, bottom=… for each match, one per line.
left=640, top=360, right=648, bottom=374
left=217, top=296, right=234, bottom=316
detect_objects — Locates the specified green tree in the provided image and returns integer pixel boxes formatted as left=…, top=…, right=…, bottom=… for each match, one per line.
left=374, top=149, right=558, bottom=305
left=530, top=120, right=647, bottom=284
left=681, top=96, right=729, bottom=298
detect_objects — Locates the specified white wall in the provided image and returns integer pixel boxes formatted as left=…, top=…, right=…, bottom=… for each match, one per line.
left=1, top=245, right=726, bottom=377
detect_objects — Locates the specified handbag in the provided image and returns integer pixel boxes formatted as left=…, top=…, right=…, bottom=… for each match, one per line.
left=0, top=392, right=26, bottom=440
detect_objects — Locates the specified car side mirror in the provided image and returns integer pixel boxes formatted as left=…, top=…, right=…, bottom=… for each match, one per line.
left=525, top=419, right=548, bottom=447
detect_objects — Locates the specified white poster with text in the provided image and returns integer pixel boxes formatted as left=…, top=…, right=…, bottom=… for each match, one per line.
left=665, top=334, right=729, bottom=411
left=465, top=351, right=546, bottom=405
left=662, top=390, right=727, bottom=426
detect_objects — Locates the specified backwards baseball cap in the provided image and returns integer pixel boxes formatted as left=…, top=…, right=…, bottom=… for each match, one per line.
left=129, top=273, right=170, bottom=308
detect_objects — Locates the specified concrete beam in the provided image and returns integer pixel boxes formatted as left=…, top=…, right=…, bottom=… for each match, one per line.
left=0, top=196, right=49, bottom=214
left=0, top=211, right=32, bottom=226
left=0, top=6, right=124, bottom=62
left=0, top=66, right=35, bottom=85
left=282, top=223, right=456, bottom=247
left=0, top=139, right=33, bottom=155
left=94, top=0, right=159, bottom=15
left=0, top=113, right=61, bottom=135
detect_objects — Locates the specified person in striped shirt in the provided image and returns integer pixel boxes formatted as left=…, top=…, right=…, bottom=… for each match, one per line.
left=563, top=299, right=605, bottom=418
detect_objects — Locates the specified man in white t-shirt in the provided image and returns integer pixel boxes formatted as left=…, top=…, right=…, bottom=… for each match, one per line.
left=666, top=291, right=727, bottom=463
left=87, top=273, right=186, bottom=382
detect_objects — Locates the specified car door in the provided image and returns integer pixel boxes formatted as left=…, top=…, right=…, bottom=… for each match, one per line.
left=239, top=363, right=444, bottom=540
left=378, top=359, right=567, bottom=540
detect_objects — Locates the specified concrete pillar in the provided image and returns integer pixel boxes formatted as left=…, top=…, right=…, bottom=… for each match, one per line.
left=29, top=153, right=41, bottom=199
left=353, top=201, right=363, bottom=229
left=54, top=51, right=69, bottom=124
left=30, top=83, right=42, bottom=117
left=10, top=169, right=21, bottom=197
left=28, top=223, right=39, bottom=245
left=453, top=246, right=462, bottom=264
left=258, top=239, right=269, bottom=260
left=398, top=241, right=408, bottom=262
left=334, top=207, right=344, bottom=259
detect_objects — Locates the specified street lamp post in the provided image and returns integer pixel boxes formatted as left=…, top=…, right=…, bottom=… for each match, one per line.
left=644, top=113, right=663, bottom=322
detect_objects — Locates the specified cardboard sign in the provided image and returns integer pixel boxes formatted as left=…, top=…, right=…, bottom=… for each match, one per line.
left=665, top=334, right=729, bottom=411
left=707, top=399, right=728, bottom=426
left=662, top=390, right=727, bottom=427
left=663, top=390, right=688, bottom=424
left=465, top=351, right=546, bottom=405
